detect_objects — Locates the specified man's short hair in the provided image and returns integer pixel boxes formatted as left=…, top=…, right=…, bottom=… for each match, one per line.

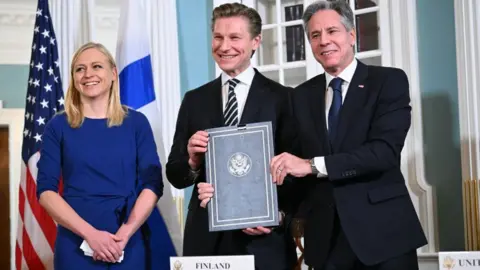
left=303, top=0, right=355, bottom=36
left=211, top=3, right=262, bottom=38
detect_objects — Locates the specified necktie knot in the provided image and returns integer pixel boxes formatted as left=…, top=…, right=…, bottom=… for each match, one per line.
left=329, top=77, right=343, bottom=92
left=229, top=78, right=240, bottom=89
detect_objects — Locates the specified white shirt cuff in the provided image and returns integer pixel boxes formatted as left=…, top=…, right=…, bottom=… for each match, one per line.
left=314, top=157, right=328, bottom=178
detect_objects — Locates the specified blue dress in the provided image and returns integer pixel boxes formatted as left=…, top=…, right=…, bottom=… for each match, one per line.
left=36, top=109, right=163, bottom=270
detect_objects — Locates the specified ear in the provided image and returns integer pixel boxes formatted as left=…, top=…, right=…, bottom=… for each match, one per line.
left=252, top=34, right=262, bottom=51
left=112, top=66, right=118, bottom=81
left=349, top=28, right=356, bottom=47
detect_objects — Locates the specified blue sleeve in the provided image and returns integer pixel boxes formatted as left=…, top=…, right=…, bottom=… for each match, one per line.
left=135, top=112, right=164, bottom=198
left=36, top=116, right=62, bottom=199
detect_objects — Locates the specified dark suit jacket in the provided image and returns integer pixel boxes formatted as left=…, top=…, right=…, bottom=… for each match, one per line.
left=292, top=61, right=427, bottom=267
left=166, top=69, right=297, bottom=269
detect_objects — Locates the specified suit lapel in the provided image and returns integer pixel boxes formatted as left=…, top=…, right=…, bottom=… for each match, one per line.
left=332, top=61, right=369, bottom=151
left=239, top=71, right=268, bottom=124
left=308, top=74, right=329, bottom=145
left=206, top=76, right=224, bottom=127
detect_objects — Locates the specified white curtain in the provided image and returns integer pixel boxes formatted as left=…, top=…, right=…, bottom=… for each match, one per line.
left=144, top=0, right=182, bottom=166
left=49, top=0, right=95, bottom=94
left=143, top=0, right=183, bottom=199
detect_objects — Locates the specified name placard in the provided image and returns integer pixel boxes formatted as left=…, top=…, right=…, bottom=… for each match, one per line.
left=170, top=255, right=254, bottom=270
left=439, top=251, right=480, bottom=269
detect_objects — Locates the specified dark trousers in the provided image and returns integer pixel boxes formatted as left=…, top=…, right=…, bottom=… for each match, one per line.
left=214, top=231, right=236, bottom=255
left=215, top=230, right=295, bottom=270
left=315, top=213, right=419, bottom=270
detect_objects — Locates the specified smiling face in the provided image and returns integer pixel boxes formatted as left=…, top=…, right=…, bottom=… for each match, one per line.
left=212, top=16, right=260, bottom=77
left=307, top=9, right=356, bottom=76
left=72, top=47, right=117, bottom=101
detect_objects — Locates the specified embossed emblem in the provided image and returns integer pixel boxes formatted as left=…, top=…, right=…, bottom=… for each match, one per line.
left=228, top=152, right=251, bottom=177
left=173, top=260, right=182, bottom=270
left=443, top=256, right=455, bottom=270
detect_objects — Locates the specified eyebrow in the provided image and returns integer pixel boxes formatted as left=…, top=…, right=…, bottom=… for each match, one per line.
left=213, top=32, right=243, bottom=36
left=312, top=25, right=340, bottom=32
left=75, top=61, right=103, bottom=67
left=328, top=26, right=340, bottom=30
left=312, top=27, right=339, bottom=38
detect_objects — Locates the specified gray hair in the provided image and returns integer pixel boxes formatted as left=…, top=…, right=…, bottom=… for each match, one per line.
left=302, top=0, right=354, bottom=36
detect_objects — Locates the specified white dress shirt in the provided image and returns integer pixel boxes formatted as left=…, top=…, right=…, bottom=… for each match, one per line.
left=221, top=65, right=255, bottom=120
left=314, top=59, right=358, bottom=177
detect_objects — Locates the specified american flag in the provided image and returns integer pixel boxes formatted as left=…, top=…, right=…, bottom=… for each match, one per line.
left=16, top=0, right=64, bottom=269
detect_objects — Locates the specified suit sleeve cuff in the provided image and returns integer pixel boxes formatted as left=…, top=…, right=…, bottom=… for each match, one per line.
left=188, top=167, right=201, bottom=183
left=314, top=156, right=328, bottom=177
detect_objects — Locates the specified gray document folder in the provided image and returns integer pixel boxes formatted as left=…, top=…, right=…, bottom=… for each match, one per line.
left=205, top=121, right=279, bottom=232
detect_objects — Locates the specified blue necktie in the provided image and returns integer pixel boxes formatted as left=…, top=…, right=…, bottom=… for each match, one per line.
left=328, top=77, right=343, bottom=141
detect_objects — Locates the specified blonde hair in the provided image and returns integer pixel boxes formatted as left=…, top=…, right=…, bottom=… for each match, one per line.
left=65, top=42, right=127, bottom=128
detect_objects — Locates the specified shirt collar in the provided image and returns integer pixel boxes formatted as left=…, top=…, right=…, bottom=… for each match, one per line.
left=325, top=58, right=358, bottom=89
left=221, top=65, right=255, bottom=87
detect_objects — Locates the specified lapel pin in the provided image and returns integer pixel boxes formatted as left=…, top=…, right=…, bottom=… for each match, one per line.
left=358, top=85, right=364, bottom=88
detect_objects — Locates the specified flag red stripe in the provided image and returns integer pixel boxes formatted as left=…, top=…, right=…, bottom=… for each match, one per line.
left=22, top=227, right=45, bottom=270
left=15, top=241, right=22, bottom=270
left=18, top=177, right=25, bottom=219
left=25, top=167, right=57, bottom=250
left=16, top=180, right=26, bottom=270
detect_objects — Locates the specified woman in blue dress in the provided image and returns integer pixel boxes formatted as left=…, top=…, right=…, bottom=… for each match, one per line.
left=36, top=42, right=163, bottom=269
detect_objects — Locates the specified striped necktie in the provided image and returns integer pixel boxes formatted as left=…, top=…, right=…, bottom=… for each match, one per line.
left=224, top=78, right=240, bottom=126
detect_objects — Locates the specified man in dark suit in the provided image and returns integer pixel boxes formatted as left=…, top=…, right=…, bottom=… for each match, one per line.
left=270, top=1, right=428, bottom=270
left=166, top=3, right=297, bottom=270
